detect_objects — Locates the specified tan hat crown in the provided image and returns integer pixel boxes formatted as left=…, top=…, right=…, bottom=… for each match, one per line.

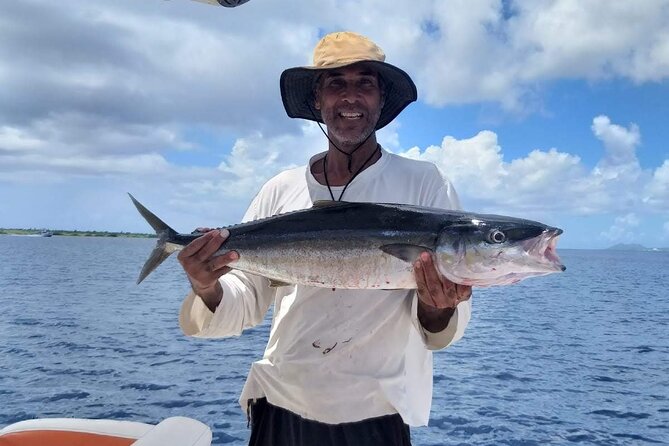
left=313, top=32, right=386, bottom=68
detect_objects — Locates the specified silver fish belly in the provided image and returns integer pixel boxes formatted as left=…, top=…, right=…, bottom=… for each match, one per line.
left=231, top=238, right=416, bottom=289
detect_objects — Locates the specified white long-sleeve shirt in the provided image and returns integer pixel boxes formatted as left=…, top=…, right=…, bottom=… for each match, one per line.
left=179, top=148, right=471, bottom=426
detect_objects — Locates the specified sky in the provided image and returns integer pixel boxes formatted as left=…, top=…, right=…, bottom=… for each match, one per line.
left=1, top=0, right=668, bottom=249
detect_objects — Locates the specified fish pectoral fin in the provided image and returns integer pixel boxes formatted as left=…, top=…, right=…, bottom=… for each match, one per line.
left=268, top=278, right=293, bottom=288
left=380, top=244, right=434, bottom=263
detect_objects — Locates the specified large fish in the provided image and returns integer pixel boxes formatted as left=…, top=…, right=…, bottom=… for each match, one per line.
left=130, top=194, right=565, bottom=288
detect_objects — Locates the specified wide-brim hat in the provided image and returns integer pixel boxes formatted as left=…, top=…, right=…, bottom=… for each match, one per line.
left=280, top=32, right=417, bottom=130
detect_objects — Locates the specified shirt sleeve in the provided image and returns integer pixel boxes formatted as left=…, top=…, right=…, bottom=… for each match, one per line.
left=178, top=187, right=275, bottom=338
left=411, top=294, right=472, bottom=350
left=425, top=166, right=462, bottom=211
left=179, top=271, right=275, bottom=338
left=413, top=166, right=471, bottom=349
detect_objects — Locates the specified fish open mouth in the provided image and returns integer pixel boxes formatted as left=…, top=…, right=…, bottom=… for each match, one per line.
left=526, top=228, right=566, bottom=271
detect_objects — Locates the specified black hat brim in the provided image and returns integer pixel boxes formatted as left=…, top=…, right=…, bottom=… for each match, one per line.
left=280, top=60, right=417, bottom=130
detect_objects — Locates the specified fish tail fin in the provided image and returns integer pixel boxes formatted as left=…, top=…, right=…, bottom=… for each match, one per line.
left=128, top=193, right=179, bottom=284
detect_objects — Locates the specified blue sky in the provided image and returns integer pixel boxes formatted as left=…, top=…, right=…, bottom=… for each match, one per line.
left=1, top=0, right=668, bottom=249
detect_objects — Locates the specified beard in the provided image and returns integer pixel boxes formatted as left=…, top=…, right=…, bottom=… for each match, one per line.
left=322, top=105, right=382, bottom=149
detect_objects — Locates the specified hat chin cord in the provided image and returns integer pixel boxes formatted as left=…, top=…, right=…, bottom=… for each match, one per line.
left=307, top=100, right=379, bottom=202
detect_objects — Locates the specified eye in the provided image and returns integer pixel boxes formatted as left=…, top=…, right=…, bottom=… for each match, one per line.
left=487, top=229, right=506, bottom=244
left=324, top=79, right=344, bottom=90
left=359, top=78, right=378, bottom=89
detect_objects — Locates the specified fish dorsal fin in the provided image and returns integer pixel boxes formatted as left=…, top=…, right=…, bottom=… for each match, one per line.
left=380, top=244, right=434, bottom=263
left=311, top=200, right=350, bottom=208
left=268, top=279, right=293, bottom=288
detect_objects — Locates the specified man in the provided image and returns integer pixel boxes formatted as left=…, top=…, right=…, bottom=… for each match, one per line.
left=178, top=32, right=472, bottom=446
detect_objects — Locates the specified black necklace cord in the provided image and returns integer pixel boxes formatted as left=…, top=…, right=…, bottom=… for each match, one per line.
left=306, top=99, right=372, bottom=173
left=316, top=121, right=375, bottom=174
left=304, top=99, right=380, bottom=201
left=317, top=122, right=351, bottom=173
left=323, top=142, right=380, bottom=202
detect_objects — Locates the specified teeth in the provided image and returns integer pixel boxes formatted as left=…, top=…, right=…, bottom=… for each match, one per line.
left=340, top=112, right=362, bottom=118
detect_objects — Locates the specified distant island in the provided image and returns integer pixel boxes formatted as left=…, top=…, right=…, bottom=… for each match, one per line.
left=606, top=243, right=669, bottom=252
left=0, top=228, right=154, bottom=238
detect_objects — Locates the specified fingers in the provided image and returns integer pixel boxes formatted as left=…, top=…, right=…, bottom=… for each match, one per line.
left=179, top=229, right=221, bottom=259
left=208, top=254, right=237, bottom=273
left=414, top=255, right=430, bottom=304
left=414, top=252, right=471, bottom=309
left=177, top=229, right=239, bottom=291
left=195, top=230, right=229, bottom=263
left=455, top=283, right=473, bottom=302
left=414, top=252, right=440, bottom=307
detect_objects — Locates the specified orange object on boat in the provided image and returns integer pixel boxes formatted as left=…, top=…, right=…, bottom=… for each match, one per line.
left=0, top=416, right=212, bottom=446
left=0, top=430, right=134, bottom=446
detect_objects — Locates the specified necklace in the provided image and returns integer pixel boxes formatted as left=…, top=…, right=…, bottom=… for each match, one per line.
left=323, top=144, right=380, bottom=202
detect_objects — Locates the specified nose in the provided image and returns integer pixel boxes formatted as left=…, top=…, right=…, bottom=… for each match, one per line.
left=340, top=85, right=361, bottom=102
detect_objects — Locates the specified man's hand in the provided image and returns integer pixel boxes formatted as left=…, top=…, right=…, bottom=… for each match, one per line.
left=177, top=228, right=239, bottom=312
left=414, top=251, right=472, bottom=333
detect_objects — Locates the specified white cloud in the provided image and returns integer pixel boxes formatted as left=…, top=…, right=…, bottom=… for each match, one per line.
left=582, top=115, right=649, bottom=212
left=591, top=115, right=641, bottom=172
left=0, top=113, right=190, bottom=178
left=3, top=0, right=669, bottom=156
left=0, top=126, right=44, bottom=152
left=405, top=0, right=669, bottom=109
left=396, top=115, right=668, bottom=220
left=1, top=153, right=169, bottom=176
left=1, top=0, right=667, bottom=184
left=644, top=160, right=669, bottom=210
left=402, top=130, right=506, bottom=192
left=211, top=119, right=401, bottom=198
left=217, top=124, right=322, bottom=198
left=398, top=129, right=587, bottom=215
left=600, top=213, right=641, bottom=242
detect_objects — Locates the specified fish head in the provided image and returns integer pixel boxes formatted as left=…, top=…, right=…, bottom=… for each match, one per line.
left=435, top=214, right=565, bottom=287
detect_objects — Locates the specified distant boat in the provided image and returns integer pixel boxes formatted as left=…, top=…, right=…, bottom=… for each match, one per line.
left=39, top=230, right=53, bottom=237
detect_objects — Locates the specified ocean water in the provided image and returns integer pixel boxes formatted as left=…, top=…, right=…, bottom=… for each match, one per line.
left=0, top=235, right=667, bottom=445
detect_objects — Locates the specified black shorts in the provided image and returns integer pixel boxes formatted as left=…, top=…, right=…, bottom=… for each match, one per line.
left=248, top=398, right=412, bottom=446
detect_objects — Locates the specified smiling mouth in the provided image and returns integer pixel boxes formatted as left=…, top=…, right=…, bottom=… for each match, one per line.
left=339, top=112, right=363, bottom=120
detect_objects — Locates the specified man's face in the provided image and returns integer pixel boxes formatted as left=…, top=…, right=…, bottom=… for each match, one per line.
left=314, top=63, right=384, bottom=148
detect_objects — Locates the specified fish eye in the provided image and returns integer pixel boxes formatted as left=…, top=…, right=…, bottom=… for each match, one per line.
left=487, top=229, right=506, bottom=244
